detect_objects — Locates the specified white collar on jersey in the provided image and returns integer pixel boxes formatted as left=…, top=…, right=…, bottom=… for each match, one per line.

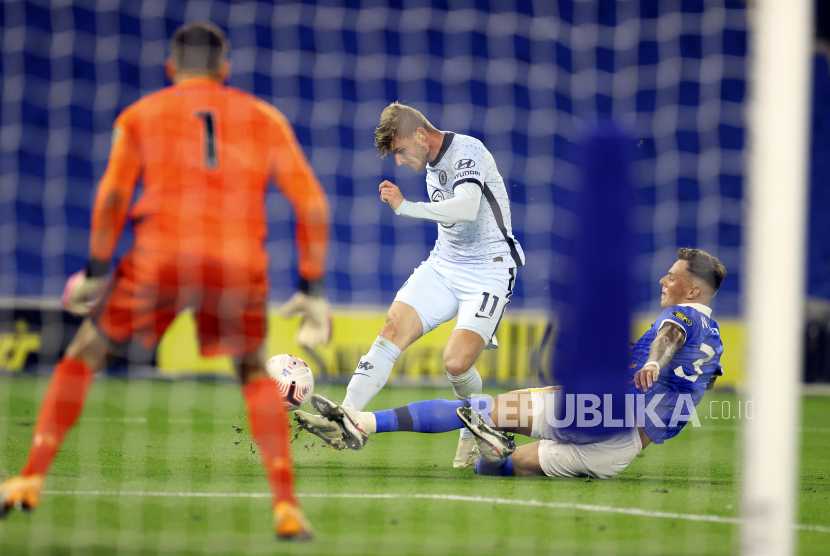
left=676, top=302, right=712, bottom=317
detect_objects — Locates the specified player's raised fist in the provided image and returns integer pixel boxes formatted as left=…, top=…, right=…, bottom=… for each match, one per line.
left=62, top=270, right=105, bottom=317
left=378, top=180, right=404, bottom=211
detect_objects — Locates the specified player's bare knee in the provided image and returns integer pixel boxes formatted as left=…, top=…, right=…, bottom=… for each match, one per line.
left=235, top=365, right=268, bottom=385
left=64, top=320, right=110, bottom=371
left=378, top=319, right=399, bottom=342
left=443, top=329, right=485, bottom=376
left=234, top=349, right=268, bottom=384
left=379, top=302, right=423, bottom=349
left=442, top=341, right=479, bottom=376
left=379, top=312, right=420, bottom=347
left=443, top=353, right=472, bottom=377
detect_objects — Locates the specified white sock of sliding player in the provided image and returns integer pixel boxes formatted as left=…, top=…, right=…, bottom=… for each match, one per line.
left=342, top=336, right=402, bottom=411
left=448, top=365, right=482, bottom=439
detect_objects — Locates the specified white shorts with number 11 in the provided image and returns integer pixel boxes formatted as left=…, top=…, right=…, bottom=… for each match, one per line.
left=394, top=256, right=517, bottom=350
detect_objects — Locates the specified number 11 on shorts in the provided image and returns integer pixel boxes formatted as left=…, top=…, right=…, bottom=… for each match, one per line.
left=475, top=292, right=499, bottom=319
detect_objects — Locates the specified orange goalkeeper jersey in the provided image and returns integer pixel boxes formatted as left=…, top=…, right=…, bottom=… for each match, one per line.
left=90, top=77, right=328, bottom=280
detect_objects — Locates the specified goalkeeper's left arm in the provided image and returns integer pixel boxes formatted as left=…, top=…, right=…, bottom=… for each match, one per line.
left=64, top=116, right=141, bottom=316
left=263, top=101, right=332, bottom=348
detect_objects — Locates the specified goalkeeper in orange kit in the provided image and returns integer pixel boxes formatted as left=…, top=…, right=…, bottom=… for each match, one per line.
left=0, top=22, right=329, bottom=541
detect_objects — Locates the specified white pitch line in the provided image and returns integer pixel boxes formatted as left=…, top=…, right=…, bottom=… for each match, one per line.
left=0, top=417, right=229, bottom=425
left=44, top=490, right=270, bottom=498
left=692, top=425, right=830, bottom=433
left=0, top=416, right=149, bottom=424
left=6, top=417, right=830, bottom=433
left=41, top=490, right=830, bottom=534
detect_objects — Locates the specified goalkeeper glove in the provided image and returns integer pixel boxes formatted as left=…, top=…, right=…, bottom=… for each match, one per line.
left=62, top=261, right=107, bottom=317
left=279, top=279, right=331, bottom=348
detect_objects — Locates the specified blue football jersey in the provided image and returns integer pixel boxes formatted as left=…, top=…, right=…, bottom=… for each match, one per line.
left=629, top=303, right=724, bottom=444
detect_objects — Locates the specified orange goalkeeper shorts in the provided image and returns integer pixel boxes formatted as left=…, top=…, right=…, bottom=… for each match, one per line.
left=90, top=251, right=267, bottom=357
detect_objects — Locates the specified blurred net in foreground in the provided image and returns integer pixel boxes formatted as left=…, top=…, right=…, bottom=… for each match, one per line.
left=1, top=0, right=746, bottom=315
left=0, top=3, right=771, bottom=556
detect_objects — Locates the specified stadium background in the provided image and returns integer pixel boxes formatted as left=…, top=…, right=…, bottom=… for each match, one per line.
left=2, top=2, right=830, bottom=555
left=0, top=0, right=827, bottom=386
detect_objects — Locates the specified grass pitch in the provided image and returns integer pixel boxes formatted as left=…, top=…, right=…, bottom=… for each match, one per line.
left=0, top=375, right=828, bottom=555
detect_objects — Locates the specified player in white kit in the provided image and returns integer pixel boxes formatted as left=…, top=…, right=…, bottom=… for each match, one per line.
left=340, top=102, right=525, bottom=467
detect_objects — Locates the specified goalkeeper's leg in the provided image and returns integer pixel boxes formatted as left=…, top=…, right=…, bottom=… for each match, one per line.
left=2, top=320, right=107, bottom=517
left=236, top=348, right=313, bottom=541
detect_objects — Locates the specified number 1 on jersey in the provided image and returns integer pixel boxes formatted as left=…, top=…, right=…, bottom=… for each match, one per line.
left=195, top=111, right=218, bottom=169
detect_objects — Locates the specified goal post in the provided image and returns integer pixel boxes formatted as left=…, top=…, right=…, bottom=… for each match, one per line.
left=742, top=0, right=813, bottom=554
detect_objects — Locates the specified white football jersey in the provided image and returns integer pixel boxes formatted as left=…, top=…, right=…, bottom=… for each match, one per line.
left=424, top=133, right=525, bottom=269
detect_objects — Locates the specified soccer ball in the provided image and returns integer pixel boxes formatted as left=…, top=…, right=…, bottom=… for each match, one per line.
left=266, top=354, right=315, bottom=410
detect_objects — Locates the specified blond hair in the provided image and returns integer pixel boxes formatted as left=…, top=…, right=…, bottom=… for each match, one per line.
left=374, top=102, right=437, bottom=158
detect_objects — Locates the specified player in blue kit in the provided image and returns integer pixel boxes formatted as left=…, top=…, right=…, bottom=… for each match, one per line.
left=296, top=248, right=727, bottom=479
left=628, top=248, right=725, bottom=444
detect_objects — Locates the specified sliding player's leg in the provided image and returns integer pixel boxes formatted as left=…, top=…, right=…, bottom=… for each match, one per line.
left=234, top=347, right=313, bottom=541
left=1, top=320, right=110, bottom=516
left=467, top=386, right=648, bottom=479
left=509, top=443, right=545, bottom=476
left=482, top=387, right=642, bottom=479
left=473, top=387, right=630, bottom=478
left=297, top=388, right=538, bottom=477
left=343, top=260, right=459, bottom=410
left=472, top=442, right=545, bottom=477
left=459, top=390, right=544, bottom=476
left=486, top=388, right=538, bottom=437
left=299, top=388, right=543, bottom=452
left=295, top=392, right=495, bottom=450
left=297, top=387, right=542, bottom=450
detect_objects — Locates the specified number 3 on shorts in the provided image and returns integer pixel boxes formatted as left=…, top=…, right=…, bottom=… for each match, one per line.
left=475, top=292, right=500, bottom=319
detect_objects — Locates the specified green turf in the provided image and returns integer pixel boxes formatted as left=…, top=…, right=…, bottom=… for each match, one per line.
left=0, top=375, right=828, bottom=555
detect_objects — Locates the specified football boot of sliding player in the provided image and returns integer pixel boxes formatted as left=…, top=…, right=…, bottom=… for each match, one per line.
left=310, top=394, right=369, bottom=450
left=456, top=407, right=516, bottom=463
left=294, top=411, right=348, bottom=450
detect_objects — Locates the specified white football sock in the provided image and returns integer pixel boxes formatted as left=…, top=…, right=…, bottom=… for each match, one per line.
left=359, top=412, right=377, bottom=434
left=448, top=365, right=482, bottom=439
left=342, top=336, right=402, bottom=411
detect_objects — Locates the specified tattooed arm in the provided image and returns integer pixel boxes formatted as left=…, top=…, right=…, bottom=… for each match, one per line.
left=633, top=323, right=686, bottom=393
